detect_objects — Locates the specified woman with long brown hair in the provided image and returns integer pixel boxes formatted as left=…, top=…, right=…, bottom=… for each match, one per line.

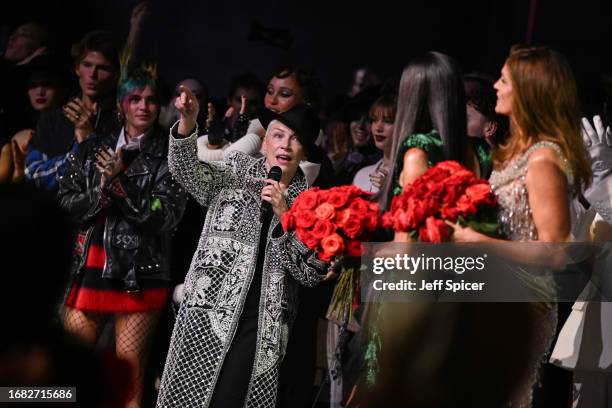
left=449, top=45, right=592, bottom=405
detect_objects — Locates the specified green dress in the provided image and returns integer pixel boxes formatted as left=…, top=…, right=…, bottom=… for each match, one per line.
left=470, top=136, right=493, bottom=179
left=392, top=130, right=492, bottom=196
left=392, top=130, right=445, bottom=196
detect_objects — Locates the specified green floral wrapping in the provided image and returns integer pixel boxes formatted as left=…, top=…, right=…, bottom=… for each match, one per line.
left=469, top=137, right=493, bottom=179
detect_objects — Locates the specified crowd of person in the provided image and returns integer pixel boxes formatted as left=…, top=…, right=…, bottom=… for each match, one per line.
left=2, top=3, right=612, bottom=408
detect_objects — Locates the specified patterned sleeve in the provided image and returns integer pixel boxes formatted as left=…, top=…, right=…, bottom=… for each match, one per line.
left=168, top=122, right=234, bottom=208
left=270, top=224, right=328, bottom=287
left=25, top=142, right=77, bottom=191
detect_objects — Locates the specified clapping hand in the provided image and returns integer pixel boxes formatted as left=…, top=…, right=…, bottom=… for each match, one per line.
left=95, top=146, right=124, bottom=187
left=63, top=97, right=97, bottom=143
left=175, top=85, right=199, bottom=136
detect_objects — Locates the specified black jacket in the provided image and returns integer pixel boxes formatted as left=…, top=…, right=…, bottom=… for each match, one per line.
left=58, top=125, right=187, bottom=291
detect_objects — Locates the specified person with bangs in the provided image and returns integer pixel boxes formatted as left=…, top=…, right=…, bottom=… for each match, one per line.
left=323, top=93, right=396, bottom=407
left=333, top=89, right=383, bottom=186
left=25, top=31, right=121, bottom=193
left=57, top=52, right=187, bottom=408
left=352, top=93, right=397, bottom=193
left=448, top=45, right=592, bottom=405
left=4, top=61, right=69, bottom=184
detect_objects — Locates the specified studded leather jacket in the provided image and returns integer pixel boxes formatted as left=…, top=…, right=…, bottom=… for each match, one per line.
left=58, top=125, right=187, bottom=291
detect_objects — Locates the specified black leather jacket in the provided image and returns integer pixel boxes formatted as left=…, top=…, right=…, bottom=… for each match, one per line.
left=58, top=126, right=187, bottom=291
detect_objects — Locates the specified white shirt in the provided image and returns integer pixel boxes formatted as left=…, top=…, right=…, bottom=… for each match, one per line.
left=352, top=159, right=382, bottom=192
left=115, top=127, right=151, bottom=152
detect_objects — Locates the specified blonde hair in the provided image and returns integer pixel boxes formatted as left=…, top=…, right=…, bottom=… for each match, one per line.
left=495, top=45, right=591, bottom=192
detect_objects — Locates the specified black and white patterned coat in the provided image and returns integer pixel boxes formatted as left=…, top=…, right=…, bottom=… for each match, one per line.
left=157, top=125, right=328, bottom=407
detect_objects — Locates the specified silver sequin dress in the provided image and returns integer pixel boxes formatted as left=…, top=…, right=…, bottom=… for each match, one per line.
left=489, top=141, right=573, bottom=406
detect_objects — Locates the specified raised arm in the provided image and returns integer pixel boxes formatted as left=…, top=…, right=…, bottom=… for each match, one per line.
left=125, top=2, right=151, bottom=60
left=169, top=86, right=232, bottom=207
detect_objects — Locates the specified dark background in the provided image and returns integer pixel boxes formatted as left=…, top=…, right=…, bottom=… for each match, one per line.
left=1, top=0, right=610, bottom=105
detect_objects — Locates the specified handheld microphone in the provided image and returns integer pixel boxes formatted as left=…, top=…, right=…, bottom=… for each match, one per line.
left=261, top=165, right=282, bottom=222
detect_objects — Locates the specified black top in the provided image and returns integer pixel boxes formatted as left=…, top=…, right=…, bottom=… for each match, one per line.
left=209, top=210, right=273, bottom=407
left=335, top=144, right=382, bottom=186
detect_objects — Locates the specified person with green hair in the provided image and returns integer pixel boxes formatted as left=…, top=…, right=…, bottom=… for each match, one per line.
left=58, top=52, right=187, bottom=407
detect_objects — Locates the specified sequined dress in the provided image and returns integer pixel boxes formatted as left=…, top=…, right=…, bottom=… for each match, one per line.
left=489, top=141, right=573, bottom=406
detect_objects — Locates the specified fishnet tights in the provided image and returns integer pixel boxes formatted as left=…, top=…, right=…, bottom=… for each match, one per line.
left=63, top=307, right=160, bottom=408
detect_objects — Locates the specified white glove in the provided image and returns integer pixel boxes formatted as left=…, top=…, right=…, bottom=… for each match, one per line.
left=582, top=116, right=612, bottom=225
left=582, top=115, right=612, bottom=186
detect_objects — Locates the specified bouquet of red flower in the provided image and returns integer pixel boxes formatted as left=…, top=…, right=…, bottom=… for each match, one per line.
left=281, top=185, right=380, bottom=261
left=382, top=160, right=499, bottom=242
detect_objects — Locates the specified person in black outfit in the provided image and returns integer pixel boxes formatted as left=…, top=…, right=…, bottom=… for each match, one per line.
left=25, top=31, right=121, bottom=193
left=334, top=90, right=382, bottom=185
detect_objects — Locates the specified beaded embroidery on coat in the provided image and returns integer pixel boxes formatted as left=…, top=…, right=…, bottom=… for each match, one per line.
left=157, top=127, right=327, bottom=408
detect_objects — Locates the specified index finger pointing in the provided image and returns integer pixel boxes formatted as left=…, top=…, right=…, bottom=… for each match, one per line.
left=178, top=85, right=196, bottom=103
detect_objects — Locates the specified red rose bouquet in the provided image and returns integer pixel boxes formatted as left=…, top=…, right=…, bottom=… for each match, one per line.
left=382, top=160, right=499, bottom=242
left=281, top=185, right=380, bottom=261
left=282, top=185, right=380, bottom=328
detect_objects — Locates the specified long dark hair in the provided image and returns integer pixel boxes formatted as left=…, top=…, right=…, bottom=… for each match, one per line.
left=380, top=51, right=467, bottom=209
